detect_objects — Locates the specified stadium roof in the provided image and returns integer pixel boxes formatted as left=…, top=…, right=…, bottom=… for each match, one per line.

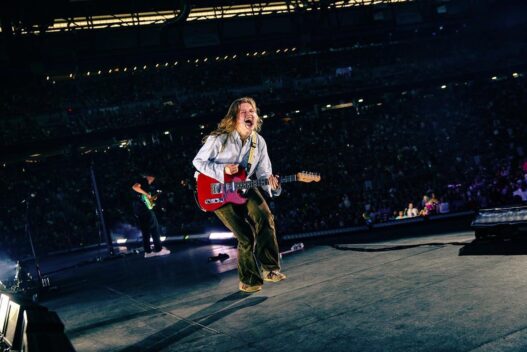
left=2, top=0, right=413, bottom=34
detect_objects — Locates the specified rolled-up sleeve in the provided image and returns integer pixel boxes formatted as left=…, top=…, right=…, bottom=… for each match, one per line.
left=193, top=136, right=227, bottom=183
left=254, top=137, right=281, bottom=197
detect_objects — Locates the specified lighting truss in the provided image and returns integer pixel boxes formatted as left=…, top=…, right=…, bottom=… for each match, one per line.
left=4, top=0, right=412, bottom=34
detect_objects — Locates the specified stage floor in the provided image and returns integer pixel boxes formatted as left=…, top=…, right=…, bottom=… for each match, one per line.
left=40, top=230, right=527, bottom=352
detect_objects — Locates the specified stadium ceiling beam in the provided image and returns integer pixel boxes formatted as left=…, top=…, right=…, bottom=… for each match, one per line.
left=0, top=0, right=412, bottom=35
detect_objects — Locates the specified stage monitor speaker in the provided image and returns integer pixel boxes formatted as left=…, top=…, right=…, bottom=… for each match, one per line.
left=3, top=300, right=21, bottom=348
left=3, top=300, right=48, bottom=350
left=0, top=294, right=10, bottom=337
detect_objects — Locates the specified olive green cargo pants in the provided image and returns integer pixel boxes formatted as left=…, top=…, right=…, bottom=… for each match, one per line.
left=214, top=189, right=281, bottom=286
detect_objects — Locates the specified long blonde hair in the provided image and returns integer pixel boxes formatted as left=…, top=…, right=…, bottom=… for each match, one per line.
left=202, top=97, right=263, bottom=143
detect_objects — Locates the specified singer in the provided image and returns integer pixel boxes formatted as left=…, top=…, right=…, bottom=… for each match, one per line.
left=193, top=97, right=286, bottom=293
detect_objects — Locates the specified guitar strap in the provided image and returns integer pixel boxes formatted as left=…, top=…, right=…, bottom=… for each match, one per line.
left=246, top=132, right=258, bottom=174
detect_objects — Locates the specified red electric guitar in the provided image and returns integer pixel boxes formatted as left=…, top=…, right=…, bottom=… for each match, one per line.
left=195, top=169, right=321, bottom=212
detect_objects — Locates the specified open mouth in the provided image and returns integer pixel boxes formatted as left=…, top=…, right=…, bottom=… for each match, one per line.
left=244, top=119, right=254, bottom=128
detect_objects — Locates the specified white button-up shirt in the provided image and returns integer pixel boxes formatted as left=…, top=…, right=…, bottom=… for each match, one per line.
left=193, top=131, right=280, bottom=196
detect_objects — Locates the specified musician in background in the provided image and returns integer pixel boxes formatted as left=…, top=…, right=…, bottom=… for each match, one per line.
left=193, top=97, right=286, bottom=293
left=132, top=173, right=170, bottom=258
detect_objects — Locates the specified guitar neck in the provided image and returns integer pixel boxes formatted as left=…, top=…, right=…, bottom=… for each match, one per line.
left=233, top=175, right=297, bottom=190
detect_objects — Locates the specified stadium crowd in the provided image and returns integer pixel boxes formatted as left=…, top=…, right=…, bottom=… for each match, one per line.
left=2, top=16, right=527, bottom=259
left=1, top=24, right=526, bottom=146
left=1, top=70, right=526, bottom=258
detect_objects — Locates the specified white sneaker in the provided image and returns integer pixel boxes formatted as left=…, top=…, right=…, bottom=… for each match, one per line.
left=144, top=251, right=156, bottom=258
left=263, top=270, right=286, bottom=282
left=153, top=247, right=171, bottom=257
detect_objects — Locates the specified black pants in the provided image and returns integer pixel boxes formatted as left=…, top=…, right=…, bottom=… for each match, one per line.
left=133, top=202, right=163, bottom=253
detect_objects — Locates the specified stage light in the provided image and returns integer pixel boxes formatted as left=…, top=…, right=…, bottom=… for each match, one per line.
left=164, top=131, right=170, bottom=135
left=262, top=51, right=267, bottom=55
left=513, top=72, right=519, bottom=78
left=133, top=66, right=137, bottom=71
left=174, top=61, right=178, bottom=65
left=263, top=114, right=268, bottom=119
left=98, top=70, right=101, bottom=75
left=46, top=76, right=49, bottom=81
left=123, top=67, right=128, bottom=72
left=209, top=232, right=234, bottom=240
left=441, top=85, right=447, bottom=89
left=87, top=72, right=90, bottom=76
left=233, top=55, right=237, bottom=59
left=276, top=49, right=281, bottom=53
left=326, top=104, right=332, bottom=108
left=155, top=63, right=160, bottom=68
left=143, top=65, right=147, bottom=70
left=108, top=69, right=112, bottom=74
left=116, top=239, right=127, bottom=244
left=295, top=110, right=300, bottom=113
left=216, top=56, right=220, bottom=61
left=292, top=47, right=297, bottom=51
left=165, top=62, right=169, bottom=67
left=491, top=76, right=497, bottom=80
left=284, top=48, right=289, bottom=52
left=358, top=98, right=364, bottom=103
left=160, top=236, right=167, bottom=242
left=69, top=73, right=73, bottom=78
left=204, top=58, right=208, bottom=62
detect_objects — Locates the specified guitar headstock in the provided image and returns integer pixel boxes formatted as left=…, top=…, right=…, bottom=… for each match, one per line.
left=296, top=171, right=321, bottom=183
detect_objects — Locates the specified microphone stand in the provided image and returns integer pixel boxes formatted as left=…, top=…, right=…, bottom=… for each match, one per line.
left=24, top=194, right=43, bottom=285
left=90, top=163, right=115, bottom=257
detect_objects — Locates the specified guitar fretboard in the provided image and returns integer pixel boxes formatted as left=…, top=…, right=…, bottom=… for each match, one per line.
left=232, top=175, right=297, bottom=191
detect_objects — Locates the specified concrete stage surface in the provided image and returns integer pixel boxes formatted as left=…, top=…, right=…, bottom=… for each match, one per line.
left=40, top=230, right=527, bottom=352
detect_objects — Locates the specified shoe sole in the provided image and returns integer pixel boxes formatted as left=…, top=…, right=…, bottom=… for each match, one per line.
left=145, top=251, right=170, bottom=258
left=239, top=284, right=262, bottom=293
left=263, top=277, right=286, bottom=282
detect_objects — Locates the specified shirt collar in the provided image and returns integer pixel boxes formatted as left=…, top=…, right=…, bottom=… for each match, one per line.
left=231, top=130, right=255, bottom=145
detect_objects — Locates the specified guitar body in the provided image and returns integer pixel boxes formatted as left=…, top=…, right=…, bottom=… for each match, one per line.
left=196, top=169, right=249, bottom=212
left=195, top=169, right=320, bottom=212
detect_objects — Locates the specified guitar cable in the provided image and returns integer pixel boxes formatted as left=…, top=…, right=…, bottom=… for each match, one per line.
left=332, top=241, right=470, bottom=252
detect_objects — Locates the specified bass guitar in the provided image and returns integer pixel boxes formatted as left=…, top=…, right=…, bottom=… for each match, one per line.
left=195, top=169, right=320, bottom=212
